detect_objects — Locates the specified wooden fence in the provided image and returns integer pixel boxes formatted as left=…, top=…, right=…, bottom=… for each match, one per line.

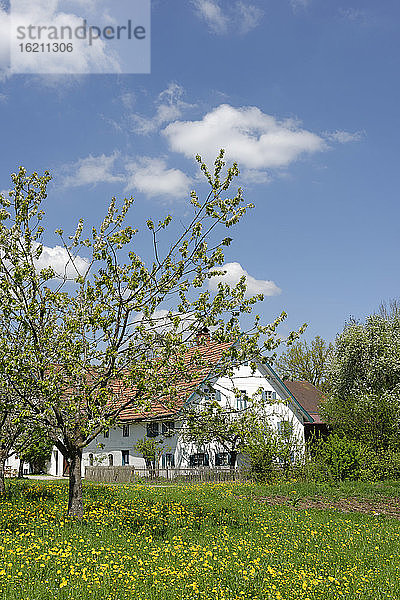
left=84, top=466, right=245, bottom=484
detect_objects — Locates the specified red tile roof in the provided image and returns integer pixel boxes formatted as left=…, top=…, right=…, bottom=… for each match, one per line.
left=283, top=380, right=325, bottom=424
left=113, top=341, right=233, bottom=422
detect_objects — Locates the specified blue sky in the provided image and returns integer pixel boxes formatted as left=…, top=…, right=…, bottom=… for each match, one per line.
left=0, top=0, right=399, bottom=345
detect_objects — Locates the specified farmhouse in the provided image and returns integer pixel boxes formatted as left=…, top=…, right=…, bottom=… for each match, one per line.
left=5, top=336, right=324, bottom=477
left=40, top=337, right=324, bottom=476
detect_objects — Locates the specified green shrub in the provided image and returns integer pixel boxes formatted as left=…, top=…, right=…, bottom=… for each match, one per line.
left=312, top=434, right=363, bottom=481
left=359, top=448, right=400, bottom=481
left=242, top=434, right=275, bottom=481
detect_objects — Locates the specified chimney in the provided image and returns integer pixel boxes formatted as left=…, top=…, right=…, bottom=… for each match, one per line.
left=196, top=326, right=211, bottom=346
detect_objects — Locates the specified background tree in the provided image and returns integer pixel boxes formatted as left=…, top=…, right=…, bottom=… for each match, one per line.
left=0, top=382, right=33, bottom=493
left=0, top=153, right=294, bottom=517
left=15, top=426, right=53, bottom=475
left=322, top=309, right=400, bottom=450
left=378, top=298, right=400, bottom=320
left=134, top=438, right=166, bottom=474
left=275, top=335, right=333, bottom=392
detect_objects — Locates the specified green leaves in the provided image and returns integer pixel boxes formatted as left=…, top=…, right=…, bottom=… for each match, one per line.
left=322, top=307, right=400, bottom=451
left=275, top=335, right=332, bottom=392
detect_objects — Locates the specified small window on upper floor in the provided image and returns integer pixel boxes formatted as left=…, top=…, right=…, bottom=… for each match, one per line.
left=89, top=453, right=94, bottom=466
left=162, top=421, right=175, bottom=437
left=146, top=422, right=159, bottom=438
left=203, top=387, right=221, bottom=403
left=122, top=424, right=130, bottom=438
left=262, top=390, right=277, bottom=402
left=103, top=429, right=109, bottom=438
left=236, top=390, right=247, bottom=411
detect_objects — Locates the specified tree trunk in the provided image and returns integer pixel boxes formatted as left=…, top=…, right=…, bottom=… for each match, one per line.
left=67, top=450, right=83, bottom=518
left=18, top=460, right=24, bottom=478
left=0, top=460, right=6, bottom=494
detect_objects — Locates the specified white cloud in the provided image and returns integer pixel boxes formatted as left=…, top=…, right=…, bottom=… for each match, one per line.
left=192, top=0, right=228, bottom=34
left=192, top=0, right=262, bottom=35
left=163, top=104, right=325, bottom=174
left=0, top=5, right=10, bottom=76
left=1, top=0, right=122, bottom=78
left=290, top=0, right=310, bottom=11
left=34, top=243, right=89, bottom=278
left=120, top=91, right=136, bottom=111
left=240, top=170, right=271, bottom=185
left=209, top=262, right=281, bottom=298
left=235, top=2, right=264, bottom=35
left=61, top=152, right=124, bottom=188
left=324, top=130, right=364, bottom=144
left=338, top=8, right=367, bottom=23
left=59, top=151, right=192, bottom=200
left=129, top=83, right=193, bottom=135
left=125, top=157, right=192, bottom=199
left=0, top=93, right=7, bottom=103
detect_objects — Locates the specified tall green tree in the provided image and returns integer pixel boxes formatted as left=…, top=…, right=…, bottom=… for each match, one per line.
left=322, top=310, right=400, bottom=450
left=275, top=335, right=333, bottom=392
left=0, top=152, right=294, bottom=517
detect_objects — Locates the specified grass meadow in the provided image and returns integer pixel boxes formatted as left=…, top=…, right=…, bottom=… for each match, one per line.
left=0, top=479, right=399, bottom=600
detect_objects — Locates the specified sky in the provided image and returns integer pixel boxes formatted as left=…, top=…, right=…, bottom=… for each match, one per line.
left=0, top=0, right=399, bottom=346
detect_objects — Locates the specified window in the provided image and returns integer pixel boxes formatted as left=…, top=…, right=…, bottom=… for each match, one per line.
left=162, top=421, right=175, bottom=436
left=215, top=452, right=229, bottom=466
left=215, top=452, right=235, bottom=466
left=122, top=424, right=130, bottom=438
left=103, top=429, right=109, bottom=438
left=262, top=390, right=277, bottom=401
left=162, top=453, right=175, bottom=468
left=146, top=422, right=159, bottom=438
left=89, top=453, right=94, bottom=466
left=277, top=420, right=294, bottom=439
left=236, top=390, right=247, bottom=411
left=189, top=453, right=209, bottom=467
left=108, top=454, right=114, bottom=466
left=203, top=387, right=221, bottom=403
left=122, top=451, right=129, bottom=466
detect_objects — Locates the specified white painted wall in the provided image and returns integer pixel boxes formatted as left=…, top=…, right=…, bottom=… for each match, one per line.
left=5, top=453, right=31, bottom=475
